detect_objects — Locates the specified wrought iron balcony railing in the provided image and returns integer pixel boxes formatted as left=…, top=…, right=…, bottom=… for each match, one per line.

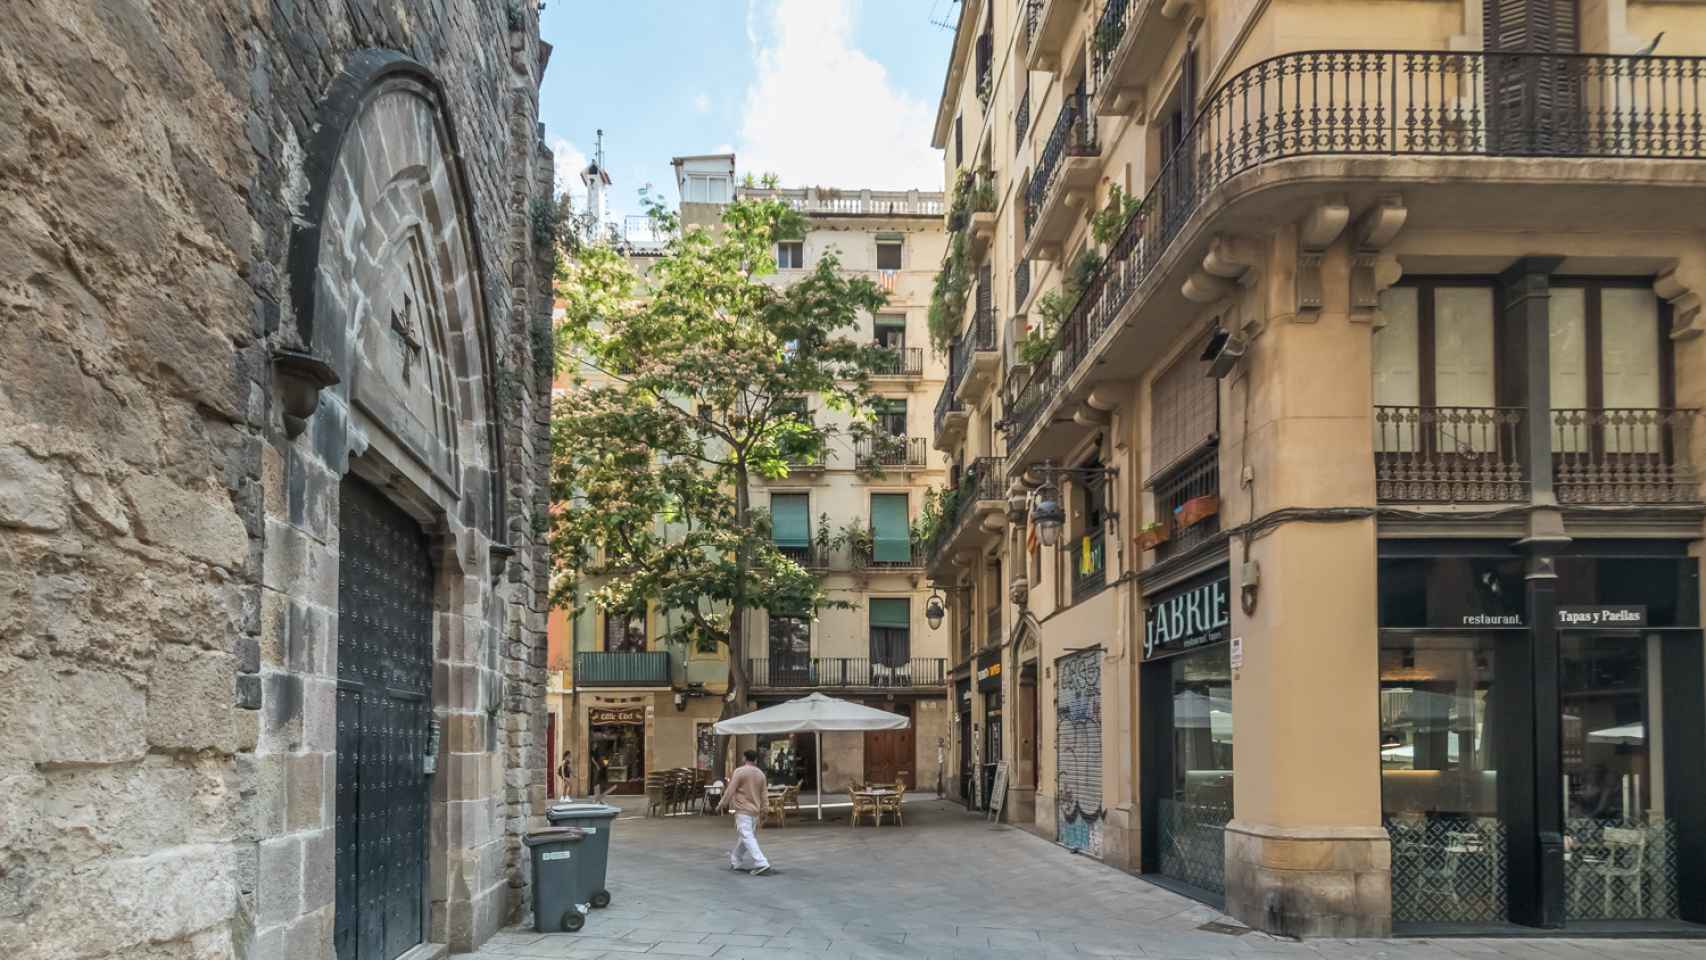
left=574, top=651, right=672, bottom=687
left=1553, top=407, right=1699, bottom=504
left=1153, top=444, right=1221, bottom=562
left=1090, top=0, right=1136, bottom=96
left=1024, top=88, right=1098, bottom=239
left=927, top=456, right=1008, bottom=565
left=933, top=379, right=964, bottom=441
left=1022, top=0, right=1043, bottom=54
left=871, top=344, right=924, bottom=377
left=1015, top=86, right=1032, bottom=152
left=1375, top=405, right=1528, bottom=503
left=1007, top=48, right=1706, bottom=458
left=854, top=435, right=928, bottom=468
left=776, top=543, right=832, bottom=568
left=1071, top=529, right=1109, bottom=602
left=852, top=539, right=927, bottom=570
left=749, top=657, right=948, bottom=689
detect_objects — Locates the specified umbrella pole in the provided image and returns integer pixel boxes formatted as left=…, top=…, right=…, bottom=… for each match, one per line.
left=816, top=731, right=823, bottom=820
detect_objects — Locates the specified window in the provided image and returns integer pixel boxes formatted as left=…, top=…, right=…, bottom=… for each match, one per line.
left=603, top=606, right=646, bottom=653
left=1548, top=281, right=1665, bottom=452
left=954, top=115, right=964, bottom=168
left=871, top=493, right=911, bottom=564
left=776, top=241, right=804, bottom=269
left=1072, top=449, right=1108, bottom=601
left=874, top=315, right=907, bottom=350
left=770, top=493, right=810, bottom=561
left=877, top=398, right=908, bottom=437
left=1151, top=340, right=1219, bottom=478
left=1374, top=281, right=1499, bottom=453
left=686, top=174, right=730, bottom=204
left=876, top=239, right=903, bottom=271
left=767, top=613, right=811, bottom=684
left=870, top=597, right=911, bottom=667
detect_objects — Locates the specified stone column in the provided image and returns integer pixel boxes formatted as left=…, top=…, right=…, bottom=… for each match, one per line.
left=1222, top=233, right=1389, bottom=938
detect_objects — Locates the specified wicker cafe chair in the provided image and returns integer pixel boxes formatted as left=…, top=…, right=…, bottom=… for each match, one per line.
left=877, top=782, right=907, bottom=826
left=849, top=782, right=880, bottom=828
left=669, top=768, right=695, bottom=815
left=782, top=784, right=802, bottom=816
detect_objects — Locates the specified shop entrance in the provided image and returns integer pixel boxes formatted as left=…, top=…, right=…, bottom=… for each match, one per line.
left=956, top=679, right=972, bottom=806
left=1055, top=648, right=1104, bottom=856
left=589, top=707, right=646, bottom=795
left=864, top=701, right=914, bottom=787
left=1378, top=547, right=1706, bottom=932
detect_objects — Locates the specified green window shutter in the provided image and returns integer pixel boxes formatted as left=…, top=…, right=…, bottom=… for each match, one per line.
left=874, top=315, right=906, bottom=331
left=870, top=597, right=911, bottom=629
left=771, top=495, right=810, bottom=548
left=871, top=494, right=910, bottom=562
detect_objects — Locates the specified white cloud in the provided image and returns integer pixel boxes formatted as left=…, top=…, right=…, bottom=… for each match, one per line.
left=692, top=93, right=712, bottom=114
left=737, top=0, right=942, bottom=191
left=549, top=136, right=589, bottom=201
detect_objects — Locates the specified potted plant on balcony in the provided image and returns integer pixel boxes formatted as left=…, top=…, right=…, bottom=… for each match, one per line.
left=1175, top=494, right=1220, bottom=529
left=840, top=519, right=875, bottom=564
left=1134, top=521, right=1170, bottom=552
left=1089, top=182, right=1143, bottom=251
left=928, top=232, right=971, bottom=352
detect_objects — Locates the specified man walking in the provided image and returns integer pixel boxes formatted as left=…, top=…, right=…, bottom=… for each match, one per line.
left=718, top=749, right=773, bottom=876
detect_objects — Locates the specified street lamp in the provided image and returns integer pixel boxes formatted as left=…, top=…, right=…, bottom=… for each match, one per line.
left=925, top=590, right=946, bottom=630
left=1025, top=459, right=1119, bottom=549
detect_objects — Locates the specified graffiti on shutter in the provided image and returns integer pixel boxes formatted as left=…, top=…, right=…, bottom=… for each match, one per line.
left=1055, top=649, right=1104, bottom=857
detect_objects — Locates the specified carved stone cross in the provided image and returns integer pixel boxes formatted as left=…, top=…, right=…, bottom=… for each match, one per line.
left=390, top=294, right=423, bottom=383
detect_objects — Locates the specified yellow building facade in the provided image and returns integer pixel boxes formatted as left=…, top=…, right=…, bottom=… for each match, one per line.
left=932, top=0, right=1706, bottom=938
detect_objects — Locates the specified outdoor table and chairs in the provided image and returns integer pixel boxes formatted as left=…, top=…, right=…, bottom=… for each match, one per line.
left=850, top=782, right=906, bottom=827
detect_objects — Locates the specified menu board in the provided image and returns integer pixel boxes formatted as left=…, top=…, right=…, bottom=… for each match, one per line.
left=987, top=761, right=1010, bottom=823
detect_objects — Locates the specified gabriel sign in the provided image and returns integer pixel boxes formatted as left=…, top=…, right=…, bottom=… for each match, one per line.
left=1144, top=574, right=1231, bottom=659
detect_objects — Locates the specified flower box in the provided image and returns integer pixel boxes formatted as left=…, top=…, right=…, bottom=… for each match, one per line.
left=1175, top=494, right=1220, bottom=529
left=1135, top=523, right=1170, bottom=552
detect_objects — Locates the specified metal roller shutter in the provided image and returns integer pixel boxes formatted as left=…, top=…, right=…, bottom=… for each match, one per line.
left=1055, top=649, right=1105, bottom=857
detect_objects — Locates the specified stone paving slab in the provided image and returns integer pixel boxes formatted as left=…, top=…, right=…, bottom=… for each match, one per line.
left=472, top=799, right=1706, bottom=960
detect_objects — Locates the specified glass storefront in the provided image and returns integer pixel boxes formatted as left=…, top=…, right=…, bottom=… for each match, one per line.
left=1157, top=644, right=1234, bottom=895
left=588, top=709, right=645, bottom=795
left=1141, top=567, right=1233, bottom=897
left=1378, top=547, right=1704, bottom=931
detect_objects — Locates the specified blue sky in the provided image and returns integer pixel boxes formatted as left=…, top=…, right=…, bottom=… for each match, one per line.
left=539, top=0, right=957, bottom=219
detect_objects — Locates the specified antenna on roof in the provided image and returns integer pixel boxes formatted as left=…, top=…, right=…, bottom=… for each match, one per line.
left=928, top=0, right=960, bottom=31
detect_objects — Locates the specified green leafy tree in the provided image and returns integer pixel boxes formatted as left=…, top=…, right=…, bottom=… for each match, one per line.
left=551, top=196, right=893, bottom=774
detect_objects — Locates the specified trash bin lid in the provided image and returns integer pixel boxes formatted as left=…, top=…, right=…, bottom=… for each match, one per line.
left=523, top=826, right=586, bottom=847
left=546, top=802, right=621, bottom=820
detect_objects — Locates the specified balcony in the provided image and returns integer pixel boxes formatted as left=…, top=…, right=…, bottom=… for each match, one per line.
left=852, top=539, right=927, bottom=571
left=1004, top=49, right=1706, bottom=473
left=574, top=651, right=672, bottom=688
left=1022, top=90, right=1100, bottom=262
left=749, top=657, right=948, bottom=690
left=1023, top=0, right=1075, bottom=73
left=934, top=377, right=969, bottom=452
left=1553, top=408, right=1700, bottom=504
left=926, top=456, right=1009, bottom=576
left=975, top=32, right=994, bottom=111
left=1150, top=444, right=1221, bottom=563
left=961, top=169, right=997, bottom=262
left=1015, top=86, right=1032, bottom=154
left=953, top=274, right=1000, bottom=404
left=1375, top=405, right=1529, bottom=504
left=1090, top=0, right=1187, bottom=118
left=777, top=543, right=833, bottom=569
left=870, top=345, right=924, bottom=378
left=854, top=435, right=929, bottom=470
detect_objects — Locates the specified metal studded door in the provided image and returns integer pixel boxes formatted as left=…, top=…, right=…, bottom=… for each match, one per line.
left=1055, top=649, right=1105, bottom=857
left=336, top=478, right=433, bottom=960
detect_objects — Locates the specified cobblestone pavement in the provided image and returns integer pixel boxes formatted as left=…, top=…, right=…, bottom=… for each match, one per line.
left=473, top=798, right=1706, bottom=960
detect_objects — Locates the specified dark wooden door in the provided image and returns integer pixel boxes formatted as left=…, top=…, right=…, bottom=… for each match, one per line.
left=864, top=703, right=915, bottom=787
left=336, top=478, right=433, bottom=960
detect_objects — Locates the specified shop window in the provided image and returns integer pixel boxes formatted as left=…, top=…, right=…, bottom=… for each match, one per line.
left=1154, top=642, right=1232, bottom=894
left=776, top=241, right=804, bottom=269
left=870, top=493, right=911, bottom=564
left=603, top=606, right=646, bottom=653
left=869, top=597, right=911, bottom=668
left=876, top=239, right=903, bottom=271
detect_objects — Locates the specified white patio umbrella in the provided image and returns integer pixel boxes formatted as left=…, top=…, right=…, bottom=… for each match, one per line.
left=714, top=692, right=910, bottom=820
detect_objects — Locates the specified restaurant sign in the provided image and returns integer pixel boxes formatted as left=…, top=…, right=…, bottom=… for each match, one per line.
left=589, top=707, right=644, bottom=726
left=1557, top=605, right=1647, bottom=629
left=976, top=651, right=1003, bottom=691
left=1144, top=573, right=1230, bottom=660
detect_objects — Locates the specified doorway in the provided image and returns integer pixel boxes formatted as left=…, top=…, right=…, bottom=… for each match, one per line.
left=334, top=477, right=433, bottom=960
left=864, top=701, right=915, bottom=787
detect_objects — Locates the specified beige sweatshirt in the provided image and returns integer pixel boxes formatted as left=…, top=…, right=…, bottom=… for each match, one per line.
left=719, top=764, right=768, bottom=818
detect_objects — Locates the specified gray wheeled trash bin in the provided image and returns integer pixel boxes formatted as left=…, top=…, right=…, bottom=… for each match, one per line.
left=544, top=802, right=620, bottom=911
left=524, top=826, right=590, bottom=933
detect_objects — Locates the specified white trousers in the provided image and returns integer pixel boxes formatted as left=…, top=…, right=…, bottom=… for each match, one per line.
left=728, top=813, right=769, bottom=870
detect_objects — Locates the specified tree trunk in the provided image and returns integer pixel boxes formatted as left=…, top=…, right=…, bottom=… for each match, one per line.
left=712, top=464, right=755, bottom=782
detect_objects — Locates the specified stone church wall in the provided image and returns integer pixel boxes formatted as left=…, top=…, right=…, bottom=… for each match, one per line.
left=0, top=2, right=554, bottom=958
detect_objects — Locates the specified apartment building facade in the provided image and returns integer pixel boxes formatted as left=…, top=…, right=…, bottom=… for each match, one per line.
left=931, top=0, right=1706, bottom=939
left=547, top=157, right=953, bottom=799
